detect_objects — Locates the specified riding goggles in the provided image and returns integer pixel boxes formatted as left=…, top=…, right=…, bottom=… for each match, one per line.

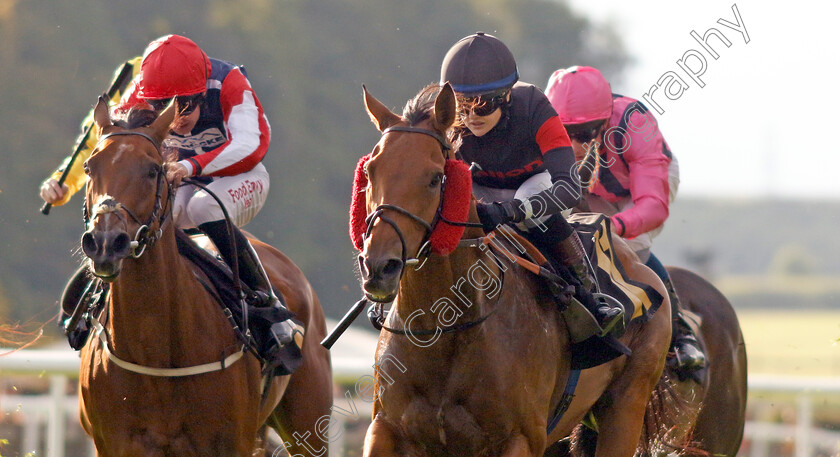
left=147, top=93, right=205, bottom=116
left=566, top=123, right=603, bottom=143
left=458, top=90, right=509, bottom=117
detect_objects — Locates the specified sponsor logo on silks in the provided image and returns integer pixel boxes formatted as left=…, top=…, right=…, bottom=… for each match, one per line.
left=163, top=128, right=226, bottom=152
left=228, top=179, right=265, bottom=208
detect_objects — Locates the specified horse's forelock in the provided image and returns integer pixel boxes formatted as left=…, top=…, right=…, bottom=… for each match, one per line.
left=402, top=84, right=462, bottom=154
left=402, top=84, right=441, bottom=126
left=114, top=107, right=159, bottom=130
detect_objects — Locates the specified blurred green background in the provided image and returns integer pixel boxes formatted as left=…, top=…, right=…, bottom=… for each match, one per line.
left=0, top=0, right=627, bottom=327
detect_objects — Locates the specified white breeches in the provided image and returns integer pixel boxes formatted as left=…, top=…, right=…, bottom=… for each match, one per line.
left=172, top=162, right=269, bottom=229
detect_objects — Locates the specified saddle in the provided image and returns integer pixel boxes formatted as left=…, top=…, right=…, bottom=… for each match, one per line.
left=59, top=229, right=302, bottom=377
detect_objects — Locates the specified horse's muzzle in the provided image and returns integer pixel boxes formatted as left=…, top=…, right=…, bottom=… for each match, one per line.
left=81, top=229, right=132, bottom=281
left=359, top=254, right=403, bottom=303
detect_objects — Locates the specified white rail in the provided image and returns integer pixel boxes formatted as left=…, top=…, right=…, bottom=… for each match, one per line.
left=2, top=349, right=839, bottom=457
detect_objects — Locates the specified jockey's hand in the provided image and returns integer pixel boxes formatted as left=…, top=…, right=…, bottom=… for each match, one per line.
left=40, top=178, right=69, bottom=205
left=167, top=162, right=190, bottom=187
left=476, top=201, right=520, bottom=232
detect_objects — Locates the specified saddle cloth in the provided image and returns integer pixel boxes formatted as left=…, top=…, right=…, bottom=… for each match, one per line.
left=568, top=212, right=664, bottom=324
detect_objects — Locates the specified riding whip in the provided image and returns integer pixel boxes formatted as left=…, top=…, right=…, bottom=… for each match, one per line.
left=41, top=61, right=134, bottom=215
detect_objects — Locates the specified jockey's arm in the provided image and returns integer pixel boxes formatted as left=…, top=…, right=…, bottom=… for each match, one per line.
left=611, top=129, right=671, bottom=238
left=510, top=115, right=582, bottom=220
left=178, top=68, right=270, bottom=178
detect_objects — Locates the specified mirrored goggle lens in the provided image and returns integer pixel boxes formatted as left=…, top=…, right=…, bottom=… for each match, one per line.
left=459, top=92, right=507, bottom=117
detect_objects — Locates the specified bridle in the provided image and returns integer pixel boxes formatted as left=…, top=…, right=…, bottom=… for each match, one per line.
left=362, top=125, right=499, bottom=335
left=82, top=130, right=252, bottom=377
left=84, top=130, right=172, bottom=259
left=363, top=125, right=481, bottom=270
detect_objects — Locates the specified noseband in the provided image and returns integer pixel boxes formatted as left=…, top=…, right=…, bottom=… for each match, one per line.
left=364, top=126, right=480, bottom=270
left=84, top=131, right=171, bottom=258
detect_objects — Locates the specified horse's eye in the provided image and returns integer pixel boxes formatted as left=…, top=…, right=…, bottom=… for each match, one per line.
left=429, top=172, right=443, bottom=188
left=148, top=165, right=160, bottom=179
left=83, top=162, right=90, bottom=175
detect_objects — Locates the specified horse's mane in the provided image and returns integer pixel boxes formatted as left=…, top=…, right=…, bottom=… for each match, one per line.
left=402, top=84, right=463, bottom=151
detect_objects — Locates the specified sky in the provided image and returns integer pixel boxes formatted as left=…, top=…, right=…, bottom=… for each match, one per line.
left=562, top=0, right=840, bottom=199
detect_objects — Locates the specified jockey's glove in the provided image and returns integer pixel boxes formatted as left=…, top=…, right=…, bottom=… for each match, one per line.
left=476, top=200, right=524, bottom=232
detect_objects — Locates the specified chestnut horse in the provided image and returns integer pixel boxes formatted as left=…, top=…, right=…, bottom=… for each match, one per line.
left=550, top=194, right=748, bottom=457
left=78, top=97, right=332, bottom=456
left=356, top=83, right=674, bottom=457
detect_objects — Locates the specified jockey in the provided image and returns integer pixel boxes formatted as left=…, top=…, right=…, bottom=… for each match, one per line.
left=440, top=32, right=624, bottom=337
left=545, top=65, right=706, bottom=371
left=120, top=34, right=300, bottom=353
left=43, top=35, right=300, bottom=356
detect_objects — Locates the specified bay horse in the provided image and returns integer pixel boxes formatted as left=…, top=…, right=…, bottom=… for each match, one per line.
left=355, top=83, right=675, bottom=457
left=551, top=194, right=748, bottom=457
left=78, top=97, right=332, bottom=456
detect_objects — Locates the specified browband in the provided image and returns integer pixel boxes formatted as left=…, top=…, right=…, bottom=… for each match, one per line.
left=382, top=126, right=451, bottom=151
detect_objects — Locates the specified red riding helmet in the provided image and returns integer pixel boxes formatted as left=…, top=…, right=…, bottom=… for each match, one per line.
left=545, top=66, right=613, bottom=125
left=137, top=35, right=210, bottom=100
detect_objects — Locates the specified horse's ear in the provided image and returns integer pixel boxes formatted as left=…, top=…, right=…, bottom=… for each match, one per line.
left=363, top=85, right=400, bottom=132
left=149, top=100, right=176, bottom=143
left=93, top=94, right=112, bottom=132
left=432, top=83, right=457, bottom=133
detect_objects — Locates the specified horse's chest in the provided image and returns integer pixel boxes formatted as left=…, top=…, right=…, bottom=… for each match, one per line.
left=382, top=373, right=510, bottom=456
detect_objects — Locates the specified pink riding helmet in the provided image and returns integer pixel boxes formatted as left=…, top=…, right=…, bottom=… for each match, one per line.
left=545, top=66, right=613, bottom=125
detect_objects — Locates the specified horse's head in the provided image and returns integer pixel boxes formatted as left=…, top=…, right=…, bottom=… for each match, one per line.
left=353, top=83, right=474, bottom=302
left=81, top=95, right=176, bottom=281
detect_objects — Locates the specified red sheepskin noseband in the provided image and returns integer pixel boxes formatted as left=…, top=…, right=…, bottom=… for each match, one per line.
left=349, top=155, right=472, bottom=256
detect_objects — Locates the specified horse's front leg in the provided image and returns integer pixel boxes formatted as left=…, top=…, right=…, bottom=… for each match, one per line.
left=363, top=413, right=398, bottom=457
left=592, top=325, right=670, bottom=456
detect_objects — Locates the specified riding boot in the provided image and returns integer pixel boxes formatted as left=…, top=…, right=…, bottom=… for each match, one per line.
left=199, top=221, right=303, bottom=350
left=665, top=277, right=707, bottom=371
left=529, top=216, right=624, bottom=338
left=552, top=230, right=624, bottom=337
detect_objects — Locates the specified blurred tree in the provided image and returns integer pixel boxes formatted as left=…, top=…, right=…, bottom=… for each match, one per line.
left=0, top=0, right=627, bottom=323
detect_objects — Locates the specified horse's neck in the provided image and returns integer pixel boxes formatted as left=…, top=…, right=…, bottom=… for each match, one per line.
left=396, top=247, right=500, bottom=327
left=106, top=229, right=203, bottom=344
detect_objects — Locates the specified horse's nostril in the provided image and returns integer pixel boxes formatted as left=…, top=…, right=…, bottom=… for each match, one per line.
left=112, top=232, right=131, bottom=256
left=81, top=232, right=98, bottom=257
left=382, top=258, right=404, bottom=277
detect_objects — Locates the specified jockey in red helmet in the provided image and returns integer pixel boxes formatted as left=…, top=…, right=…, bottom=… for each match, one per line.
left=441, top=33, right=625, bottom=340
left=546, top=65, right=705, bottom=372
left=119, top=35, right=301, bottom=357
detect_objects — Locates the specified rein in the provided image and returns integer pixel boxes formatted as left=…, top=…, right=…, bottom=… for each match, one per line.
left=365, top=232, right=511, bottom=337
